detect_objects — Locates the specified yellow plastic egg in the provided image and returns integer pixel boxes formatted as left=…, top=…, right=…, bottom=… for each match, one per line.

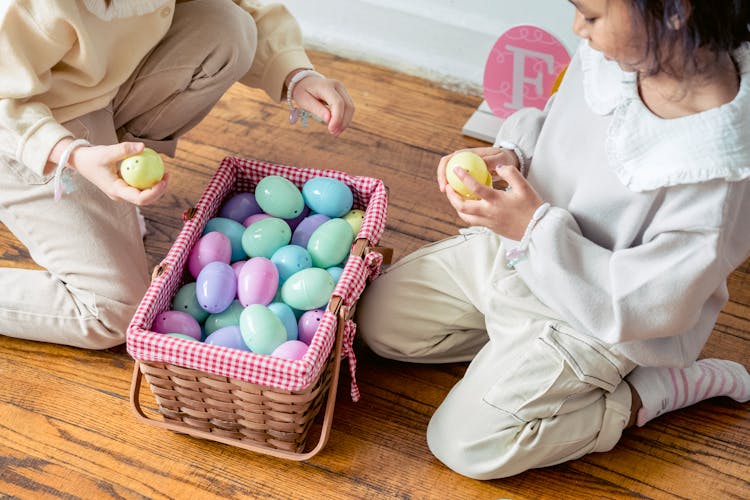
left=445, top=152, right=491, bottom=200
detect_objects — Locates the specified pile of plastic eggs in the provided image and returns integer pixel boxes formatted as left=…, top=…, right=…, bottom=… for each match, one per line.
left=152, top=175, right=365, bottom=360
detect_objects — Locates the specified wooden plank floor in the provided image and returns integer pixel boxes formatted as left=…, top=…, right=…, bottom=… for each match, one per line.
left=1, top=51, right=748, bottom=499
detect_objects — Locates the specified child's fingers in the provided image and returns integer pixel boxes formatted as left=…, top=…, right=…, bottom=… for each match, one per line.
left=105, top=142, right=145, bottom=164
left=454, top=167, right=495, bottom=200
left=494, top=164, right=526, bottom=193
left=436, top=154, right=452, bottom=192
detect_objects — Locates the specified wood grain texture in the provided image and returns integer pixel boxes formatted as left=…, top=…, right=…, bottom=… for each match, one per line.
left=1, top=50, right=748, bottom=499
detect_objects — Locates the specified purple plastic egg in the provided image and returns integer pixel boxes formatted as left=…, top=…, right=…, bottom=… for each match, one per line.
left=237, top=257, right=279, bottom=307
left=291, top=214, right=330, bottom=248
left=272, top=340, right=309, bottom=360
left=242, top=213, right=272, bottom=227
left=152, top=310, right=202, bottom=340
left=219, top=192, right=263, bottom=222
left=283, top=205, right=310, bottom=232
left=204, top=325, right=250, bottom=351
left=196, top=261, right=237, bottom=313
left=188, top=231, right=232, bottom=279
left=297, top=308, right=325, bottom=344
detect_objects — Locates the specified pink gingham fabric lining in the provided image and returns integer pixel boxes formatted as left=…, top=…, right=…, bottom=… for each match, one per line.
left=126, top=157, right=388, bottom=392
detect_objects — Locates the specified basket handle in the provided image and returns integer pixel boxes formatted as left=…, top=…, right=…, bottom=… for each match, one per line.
left=129, top=303, right=347, bottom=462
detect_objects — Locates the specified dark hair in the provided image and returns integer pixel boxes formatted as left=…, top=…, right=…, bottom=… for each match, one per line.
left=629, top=0, right=750, bottom=77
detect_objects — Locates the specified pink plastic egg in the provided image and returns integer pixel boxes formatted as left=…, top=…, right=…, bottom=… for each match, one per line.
left=188, top=231, right=232, bottom=279
left=242, top=213, right=272, bottom=227
left=152, top=310, right=202, bottom=340
left=298, top=308, right=325, bottom=344
left=272, top=340, right=309, bottom=360
left=237, top=257, right=279, bottom=307
left=196, top=261, right=237, bottom=313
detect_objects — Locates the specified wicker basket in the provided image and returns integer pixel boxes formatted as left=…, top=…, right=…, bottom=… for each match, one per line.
left=127, top=157, right=389, bottom=460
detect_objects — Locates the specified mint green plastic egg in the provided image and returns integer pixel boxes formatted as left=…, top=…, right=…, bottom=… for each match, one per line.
left=255, top=175, right=305, bottom=219
left=204, top=300, right=244, bottom=335
left=241, top=217, right=291, bottom=258
left=172, top=282, right=210, bottom=323
left=239, top=304, right=287, bottom=354
left=307, top=218, right=355, bottom=268
left=280, top=267, right=335, bottom=311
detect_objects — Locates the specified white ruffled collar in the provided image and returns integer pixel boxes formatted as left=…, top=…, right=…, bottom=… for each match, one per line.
left=82, top=0, right=171, bottom=21
left=580, top=40, right=750, bottom=191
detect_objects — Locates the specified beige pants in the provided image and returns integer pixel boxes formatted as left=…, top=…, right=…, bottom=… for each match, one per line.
left=0, top=0, right=256, bottom=349
left=356, top=227, right=637, bottom=479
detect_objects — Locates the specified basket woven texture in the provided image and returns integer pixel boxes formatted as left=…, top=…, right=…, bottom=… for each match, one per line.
left=127, top=157, right=388, bottom=459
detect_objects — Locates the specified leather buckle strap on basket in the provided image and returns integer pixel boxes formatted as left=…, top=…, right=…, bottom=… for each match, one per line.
left=126, top=156, right=390, bottom=460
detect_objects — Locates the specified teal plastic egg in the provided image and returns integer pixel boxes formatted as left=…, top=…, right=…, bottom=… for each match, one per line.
left=302, top=177, right=354, bottom=218
left=326, top=266, right=344, bottom=284
left=204, top=300, right=244, bottom=335
left=241, top=217, right=291, bottom=258
left=280, top=267, right=335, bottom=311
left=204, top=217, right=247, bottom=262
left=172, top=282, right=210, bottom=323
left=166, top=333, right=200, bottom=342
left=307, top=218, right=355, bottom=268
left=255, top=175, right=305, bottom=219
left=239, top=304, right=287, bottom=354
left=268, top=302, right=299, bottom=341
left=271, top=244, right=312, bottom=282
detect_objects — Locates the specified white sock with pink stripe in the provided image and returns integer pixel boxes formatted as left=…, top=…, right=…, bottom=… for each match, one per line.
left=626, top=359, right=750, bottom=427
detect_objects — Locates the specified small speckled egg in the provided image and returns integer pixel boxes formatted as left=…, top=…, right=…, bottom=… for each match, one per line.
left=268, top=302, right=298, bottom=341
left=204, top=325, right=250, bottom=351
left=297, top=308, right=325, bottom=344
left=342, top=209, right=365, bottom=236
left=280, top=267, right=335, bottom=311
left=196, top=261, right=237, bottom=313
left=203, top=217, right=247, bottom=262
left=172, top=282, right=210, bottom=323
left=152, top=310, right=202, bottom=340
left=204, top=300, right=244, bottom=336
left=241, top=217, right=291, bottom=259
left=302, top=177, right=354, bottom=217
left=188, top=231, right=232, bottom=279
left=272, top=340, right=308, bottom=360
left=307, top=218, right=355, bottom=268
left=237, top=257, right=278, bottom=307
left=219, top=192, right=262, bottom=222
left=239, top=304, right=287, bottom=354
left=271, top=245, right=312, bottom=282
left=291, top=214, right=330, bottom=248
left=255, top=175, right=305, bottom=219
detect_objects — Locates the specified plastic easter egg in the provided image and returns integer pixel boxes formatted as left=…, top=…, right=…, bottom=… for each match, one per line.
left=166, top=333, right=200, bottom=342
left=268, top=302, right=298, bottom=341
left=342, top=209, right=365, bottom=236
left=239, top=304, right=287, bottom=354
left=446, top=151, right=492, bottom=199
left=188, top=231, right=232, bottom=279
left=241, top=217, right=291, bottom=259
left=171, top=282, right=210, bottom=323
left=237, top=257, right=279, bottom=307
left=298, top=309, right=325, bottom=344
left=326, top=266, right=344, bottom=284
left=271, top=245, right=312, bottom=282
left=272, top=340, right=308, bottom=360
left=196, top=261, right=237, bottom=313
left=204, top=300, right=244, bottom=335
left=242, top=213, right=271, bottom=227
left=283, top=205, right=310, bottom=232
left=231, top=260, right=246, bottom=280
left=204, top=325, right=250, bottom=351
left=307, top=218, right=355, bottom=268
left=219, top=192, right=262, bottom=222
left=119, top=148, right=164, bottom=189
left=291, top=214, right=330, bottom=248
left=302, top=177, right=354, bottom=218
left=203, top=217, right=247, bottom=262
left=281, top=268, right=335, bottom=311
left=255, top=175, right=305, bottom=219
left=152, top=310, right=202, bottom=340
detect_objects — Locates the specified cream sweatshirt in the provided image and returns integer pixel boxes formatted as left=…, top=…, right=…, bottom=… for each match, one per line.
left=0, top=0, right=312, bottom=177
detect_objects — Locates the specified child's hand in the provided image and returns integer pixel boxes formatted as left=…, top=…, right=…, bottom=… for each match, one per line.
left=291, top=74, right=354, bottom=136
left=70, top=142, right=169, bottom=206
left=437, top=147, right=520, bottom=193
left=445, top=164, right=543, bottom=240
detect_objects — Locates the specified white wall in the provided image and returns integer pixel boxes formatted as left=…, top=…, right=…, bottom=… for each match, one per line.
left=278, top=0, right=578, bottom=94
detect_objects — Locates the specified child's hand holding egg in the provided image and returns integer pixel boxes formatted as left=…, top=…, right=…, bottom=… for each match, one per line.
left=445, top=151, right=491, bottom=200
left=120, top=148, right=165, bottom=189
